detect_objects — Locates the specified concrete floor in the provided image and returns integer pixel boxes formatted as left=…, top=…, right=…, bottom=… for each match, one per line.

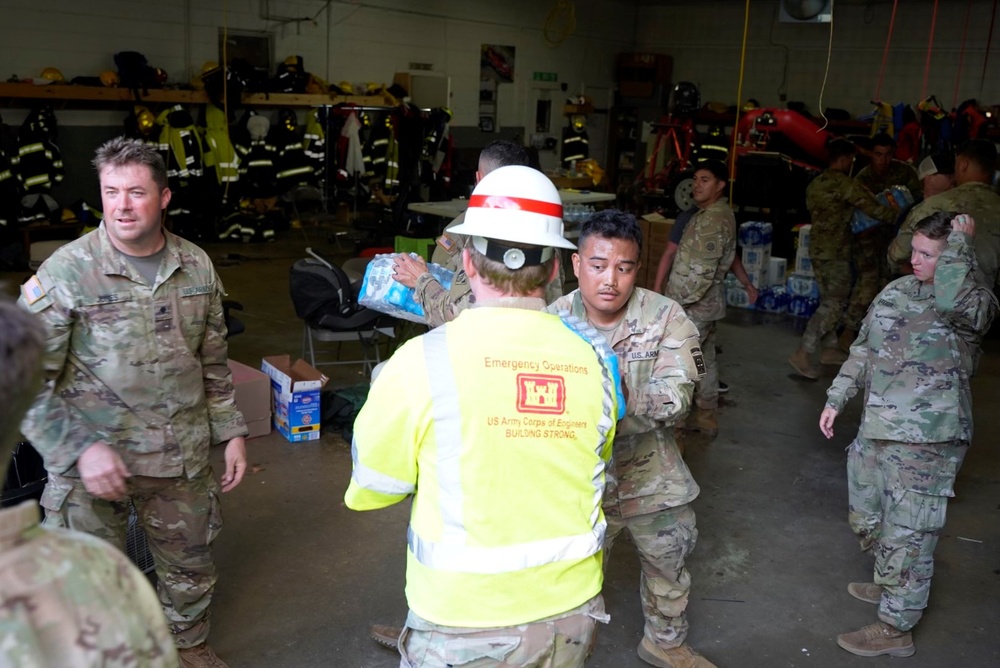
left=4, top=232, right=999, bottom=667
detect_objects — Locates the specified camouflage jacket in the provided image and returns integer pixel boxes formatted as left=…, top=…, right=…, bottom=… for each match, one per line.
left=855, top=160, right=922, bottom=198
left=806, top=169, right=896, bottom=260
left=548, top=288, right=703, bottom=517
left=664, top=199, right=736, bottom=322
left=0, top=500, right=178, bottom=667
left=826, top=231, right=997, bottom=443
left=888, top=182, right=1000, bottom=290
left=18, top=224, right=247, bottom=478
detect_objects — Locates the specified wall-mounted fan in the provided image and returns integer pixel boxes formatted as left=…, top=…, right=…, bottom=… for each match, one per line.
left=779, top=0, right=833, bottom=24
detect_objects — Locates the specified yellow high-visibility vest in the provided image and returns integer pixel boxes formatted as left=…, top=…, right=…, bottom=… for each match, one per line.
left=346, top=306, right=619, bottom=627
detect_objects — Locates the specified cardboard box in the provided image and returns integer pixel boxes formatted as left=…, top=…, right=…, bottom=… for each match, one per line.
left=745, top=264, right=770, bottom=288
left=261, top=355, right=329, bottom=443
left=641, top=213, right=675, bottom=289
left=742, top=245, right=772, bottom=270
left=794, top=251, right=814, bottom=277
left=637, top=217, right=652, bottom=288
left=548, top=175, right=595, bottom=190
left=228, top=360, right=272, bottom=440
left=768, top=257, right=788, bottom=287
left=795, top=224, right=811, bottom=253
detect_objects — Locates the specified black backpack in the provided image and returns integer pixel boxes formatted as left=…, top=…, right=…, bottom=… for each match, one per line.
left=289, top=248, right=380, bottom=330
left=115, top=51, right=156, bottom=96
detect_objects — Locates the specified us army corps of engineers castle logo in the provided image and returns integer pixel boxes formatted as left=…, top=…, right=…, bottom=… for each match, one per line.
left=516, top=373, right=566, bottom=414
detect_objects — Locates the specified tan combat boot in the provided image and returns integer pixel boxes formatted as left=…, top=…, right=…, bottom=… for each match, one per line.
left=178, top=643, right=229, bottom=668
left=638, top=637, right=717, bottom=668
left=788, top=347, right=819, bottom=379
left=836, top=621, right=914, bottom=657
left=820, top=347, right=849, bottom=365
left=847, top=582, right=884, bottom=605
left=838, top=327, right=857, bottom=353
left=370, top=624, right=402, bottom=650
left=686, top=406, right=718, bottom=437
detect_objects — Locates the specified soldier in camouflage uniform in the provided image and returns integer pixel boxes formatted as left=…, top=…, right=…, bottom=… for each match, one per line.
left=789, top=139, right=897, bottom=379
left=17, top=138, right=248, bottom=668
left=0, top=301, right=178, bottom=667
left=663, top=160, right=735, bottom=437
left=549, top=210, right=715, bottom=668
left=889, top=139, right=1000, bottom=293
left=392, top=140, right=562, bottom=327
left=820, top=212, right=996, bottom=657
left=844, top=134, right=922, bottom=348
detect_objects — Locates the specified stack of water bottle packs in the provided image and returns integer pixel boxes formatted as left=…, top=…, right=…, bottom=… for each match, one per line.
left=725, top=221, right=819, bottom=319
left=850, top=185, right=914, bottom=235
left=785, top=224, right=819, bottom=318
left=728, top=221, right=781, bottom=310
left=359, top=253, right=455, bottom=323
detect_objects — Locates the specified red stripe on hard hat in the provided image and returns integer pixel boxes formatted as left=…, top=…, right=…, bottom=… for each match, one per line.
left=468, top=194, right=563, bottom=218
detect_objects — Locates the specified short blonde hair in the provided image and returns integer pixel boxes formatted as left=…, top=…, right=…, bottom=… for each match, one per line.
left=468, top=246, right=554, bottom=296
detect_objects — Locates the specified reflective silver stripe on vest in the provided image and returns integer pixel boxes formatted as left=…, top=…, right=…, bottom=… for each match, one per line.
left=422, top=326, right=465, bottom=540
left=408, top=524, right=604, bottom=574
left=408, top=324, right=614, bottom=574
left=351, top=437, right=416, bottom=495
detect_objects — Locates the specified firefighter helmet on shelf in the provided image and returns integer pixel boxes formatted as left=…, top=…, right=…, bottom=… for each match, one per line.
left=40, top=67, right=65, bottom=83
left=191, top=61, right=219, bottom=90
left=99, top=70, right=119, bottom=87
left=448, top=165, right=575, bottom=269
left=338, top=80, right=354, bottom=95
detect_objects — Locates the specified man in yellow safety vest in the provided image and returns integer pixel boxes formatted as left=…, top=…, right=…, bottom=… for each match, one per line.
left=346, top=165, right=624, bottom=667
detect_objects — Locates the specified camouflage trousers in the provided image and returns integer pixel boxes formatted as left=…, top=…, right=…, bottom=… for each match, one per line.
left=688, top=317, right=718, bottom=409
left=398, top=595, right=608, bottom=667
left=845, top=230, right=893, bottom=330
left=802, top=259, right=852, bottom=353
left=41, top=467, right=223, bottom=648
left=846, top=437, right=968, bottom=631
left=605, top=504, right=698, bottom=648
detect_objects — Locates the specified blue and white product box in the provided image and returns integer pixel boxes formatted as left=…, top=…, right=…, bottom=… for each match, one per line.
left=738, top=221, right=773, bottom=248
left=261, top=355, right=330, bottom=443
left=745, top=264, right=770, bottom=289
left=741, top=245, right=772, bottom=270
left=757, top=285, right=791, bottom=314
left=359, top=254, right=456, bottom=324
left=795, top=224, right=811, bottom=253
left=788, top=295, right=820, bottom=319
left=794, top=253, right=814, bottom=276
left=768, top=257, right=787, bottom=287
left=787, top=272, right=821, bottom=299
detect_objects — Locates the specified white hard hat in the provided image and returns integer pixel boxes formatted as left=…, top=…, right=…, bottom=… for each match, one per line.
left=448, top=165, right=575, bottom=269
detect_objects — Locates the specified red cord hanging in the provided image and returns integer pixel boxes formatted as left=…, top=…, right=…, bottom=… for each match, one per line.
left=952, top=0, right=973, bottom=109
left=874, top=0, right=899, bottom=102
left=921, top=0, right=940, bottom=101
left=980, top=0, right=999, bottom=98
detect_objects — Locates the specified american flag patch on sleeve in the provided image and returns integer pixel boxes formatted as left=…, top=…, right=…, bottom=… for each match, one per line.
left=21, top=275, right=46, bottom=305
